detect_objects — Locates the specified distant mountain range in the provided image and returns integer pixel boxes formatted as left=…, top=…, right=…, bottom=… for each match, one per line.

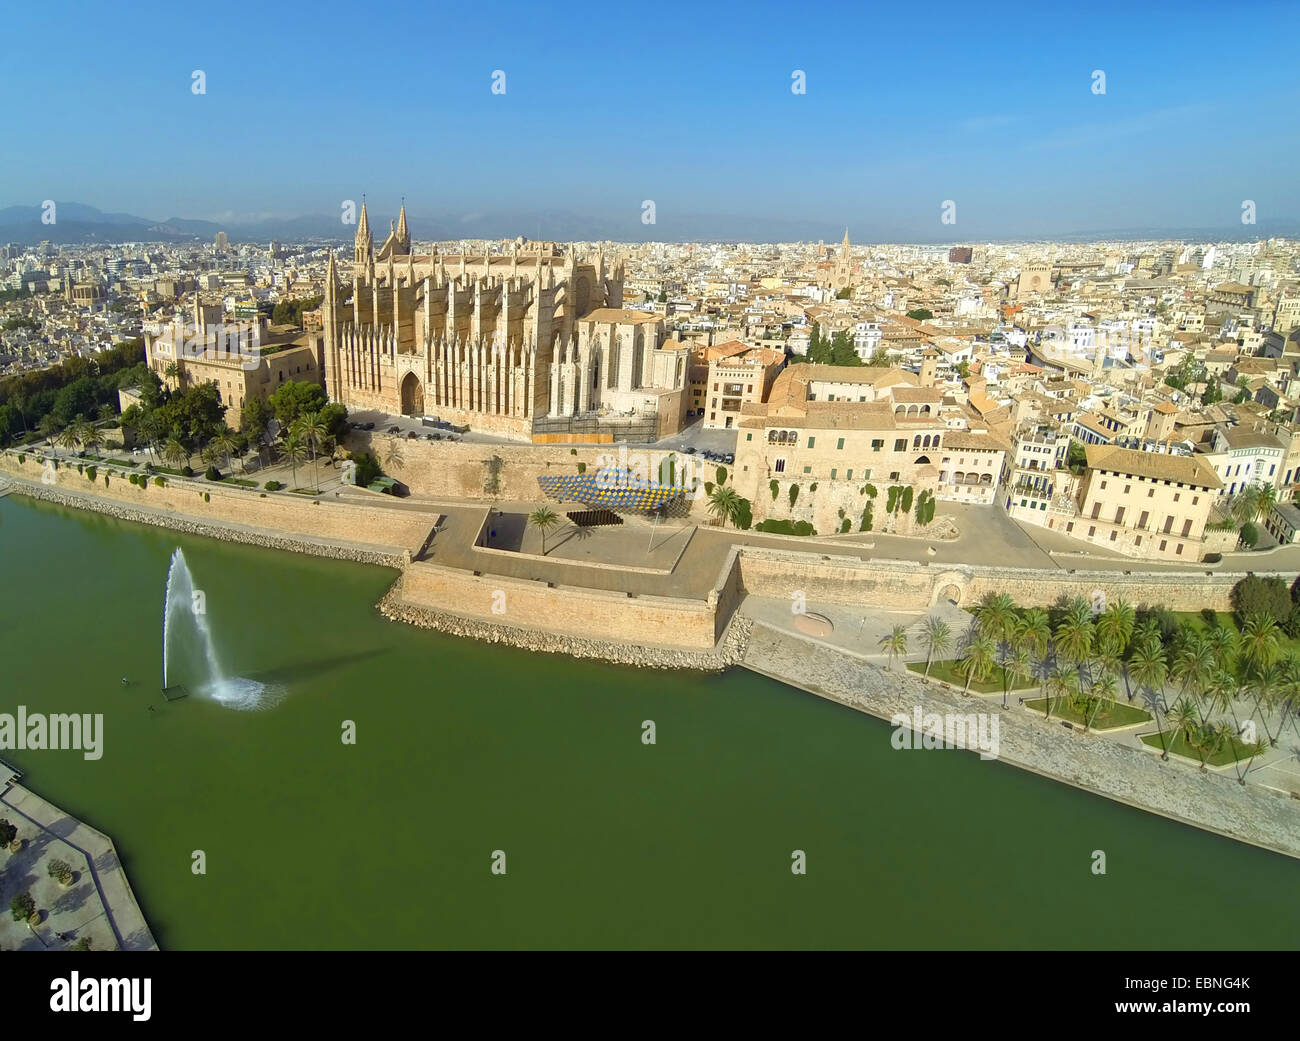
left=0, top=201, right=1296, bottom=246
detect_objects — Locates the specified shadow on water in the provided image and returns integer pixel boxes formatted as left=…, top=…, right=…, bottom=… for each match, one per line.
left=241, top=647, right=388, bottom=687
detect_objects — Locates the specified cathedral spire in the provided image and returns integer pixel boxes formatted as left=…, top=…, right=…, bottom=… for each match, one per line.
left=355, top=200, right=372, bottom=265
left=396, top=199, right=409, bottom=246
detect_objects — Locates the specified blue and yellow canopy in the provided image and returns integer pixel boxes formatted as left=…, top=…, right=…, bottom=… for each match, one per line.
left=537, top=471, right=684, bottom=511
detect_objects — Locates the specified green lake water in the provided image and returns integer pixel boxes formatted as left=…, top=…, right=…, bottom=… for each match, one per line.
left=1, top=495, right=1297, bottom=949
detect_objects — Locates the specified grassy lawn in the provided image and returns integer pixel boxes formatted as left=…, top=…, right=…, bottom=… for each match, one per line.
left=219, top=477, right=258, bottom=487
left=907, top=660, right=1033, bottom=694
left=1024, top=696, right=1151, bottom=730
left=291, top=488, right=320, bottom=495
left=1140, top=729, right=1260, bottom=767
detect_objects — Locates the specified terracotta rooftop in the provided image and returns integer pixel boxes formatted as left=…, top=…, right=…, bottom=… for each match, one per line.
left=1085, top=444, right=1222, bottom=489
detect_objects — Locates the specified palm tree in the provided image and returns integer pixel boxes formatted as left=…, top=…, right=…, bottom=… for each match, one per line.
left=79, top=421, right=103, bottom=456
left=1084, top=669, right=1118, bottom=731
left=1129, top=639, right=1168, bottom=713
left=1015, top=608, right=1051, bottom=661
left=1230, top=485, right=1261, bottom=526
left=1054, top=597, right=1094, bottom=667
left=974, top=592, right=1017, bottom=645
left=1096, top=597, right=1135, bottom=659
left=1046, top=663, right=1080, bottom=720
left=529, top=507, right=559, bottom=555
left=1239, top=613, right=1280, bottom=675
left=878, top=624, right=908, bottom=670
left=1203, top=624, right=1237, bottom=673
left=1168, top=698, right=1201, bottom=765
left=1003, top=646, right=1031, bottom=709
left=56, top=424, right=78, bottom=453
left=1257, top=481, right=1278, bottom=519
left=200, top=442, right=222, bottom=473
left=958, top=628, right=996, bottom=694
left=706, top=485, right=742, bottom=528
left=162, top=437, right=189, bottom=472
left=280, top=433, right=308, bottom=488
left=917, top=616, right=951, bottom=678
left=1172, top=635, right=1215, bottom=715
left=295, top=411, right=328, bottom=491
left=211, top=429, right=238, bottom=472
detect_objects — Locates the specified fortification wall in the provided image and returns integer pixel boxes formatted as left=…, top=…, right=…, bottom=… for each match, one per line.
left=0, top=452, right=434, bottom=554
left=734, top=546, right=1287, bottom=613
left=399, top=560, right=717, bottom=650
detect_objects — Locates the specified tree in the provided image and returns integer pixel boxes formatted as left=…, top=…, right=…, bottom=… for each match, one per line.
left=1095, top=597, right=1135, bottom=659
left=280, top=432, right=308, bottom=488
left=906, top=308, right=933, bottom=321
left=707, top=484, right=742, bottom=528
left=9, top=891, right=35, bottom=923
left=1129, top=638, right=1168, bottom=714
left=162, top=437, right=189, bottom=471
left=1003, top=646, right=1031, bottom=710
left=268, top=380, right=327, bottom=429
left=1239, top=522, right=1259, bottom=549
left=958, top=628, right=996, bottom=693
left=917, top=616, right=951, bottom=678
left=294, top=410, right=328, bottom=491
left=1015, top=608, right=1051, bottom=661
left=878, top=624, right=908, bottom=669
left=1239, top=613, right=1280, bottom=675
left=38, top=413, right=59, bottom=447
left=351, top=452, right=381, bottom=487
left=1230, top=575, right=1289, bottom=626
left=529, top=507, right=559, bottom=555
left=211, top=429, right=238, bottom=472
left=47, top=858, right=74, bottom=884
left=1066, top=440, right=1088, bottom=474
left=1054, top=597, right=1094, bottom=666
left=975, top=592, right=1017, bottom=645
left=0, top=818, right=15, bottom=847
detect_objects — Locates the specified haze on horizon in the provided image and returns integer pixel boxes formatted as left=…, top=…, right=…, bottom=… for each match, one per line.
left=3, top=0, right=1298, bottom=241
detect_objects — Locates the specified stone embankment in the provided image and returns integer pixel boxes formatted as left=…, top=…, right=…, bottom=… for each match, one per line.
left=743, top=622, right=1300, bottom=859
left=377, top=585, right=752, bottom=671
left=7, top=479, right=406, bottom=568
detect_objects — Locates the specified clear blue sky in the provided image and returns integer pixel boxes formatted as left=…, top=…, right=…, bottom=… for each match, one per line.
left=4, top=0, right=1298, bottom=238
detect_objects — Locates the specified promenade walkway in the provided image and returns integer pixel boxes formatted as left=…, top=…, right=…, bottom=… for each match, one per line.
left=0, top=780, right=157, bottom=951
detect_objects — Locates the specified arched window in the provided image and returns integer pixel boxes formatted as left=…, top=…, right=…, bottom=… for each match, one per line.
left=954, top=471, right=965, bottom=484
left=980, top=473, right=993, bottom=485
left=921, top=404, right=932, bottom=415
left=913, top=435, right=922, bottom=449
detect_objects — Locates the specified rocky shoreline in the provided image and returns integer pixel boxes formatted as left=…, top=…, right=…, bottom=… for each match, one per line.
left=378, top=583, right=752, bottom=671
left=5, top=479, right=406, bottom=568
left=743, top=621, right=1300, bottom=860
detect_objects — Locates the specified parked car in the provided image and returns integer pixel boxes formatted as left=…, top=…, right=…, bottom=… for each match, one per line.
left=387, top=426, right=400, bottom=434
left=362, top=422, right=375, bottom=430
left=406, top=431, right=418, bottom=439
left=684, top=446, right=696, bottom=454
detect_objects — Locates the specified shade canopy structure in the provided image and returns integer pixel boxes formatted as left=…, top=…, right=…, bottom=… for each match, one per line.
left=537, top=472, right=685, bottom=511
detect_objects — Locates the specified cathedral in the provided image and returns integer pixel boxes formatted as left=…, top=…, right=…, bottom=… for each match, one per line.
left=321, top=202, right=687, bottom=439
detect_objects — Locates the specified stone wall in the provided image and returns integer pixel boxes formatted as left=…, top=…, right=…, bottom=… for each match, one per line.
left=733, top=545, right=1289, bottom=613
left=352, top=433, right=718, bottom=516
left=398, top=559, right=718, bottom=649
left=0, top=452, right=434, bottom=555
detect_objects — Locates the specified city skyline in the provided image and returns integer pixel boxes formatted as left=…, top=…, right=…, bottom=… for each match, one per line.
left=4, top=0, right=1298, bottom=240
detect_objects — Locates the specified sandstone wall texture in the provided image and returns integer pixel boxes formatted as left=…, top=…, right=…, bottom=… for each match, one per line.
left=398, top=560, right=719, bottom=649
left=743, top=622, right=1300, bottom=859
left=1, top=453, right=433, bottom=556
left=734, top=546, right=1287, bottom=613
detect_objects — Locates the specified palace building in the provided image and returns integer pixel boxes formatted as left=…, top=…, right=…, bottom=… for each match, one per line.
left=321, top=202, right=687, bottom=440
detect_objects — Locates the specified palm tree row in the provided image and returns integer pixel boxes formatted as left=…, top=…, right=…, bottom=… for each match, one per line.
left=913, top=593, right=1290, bottom=781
